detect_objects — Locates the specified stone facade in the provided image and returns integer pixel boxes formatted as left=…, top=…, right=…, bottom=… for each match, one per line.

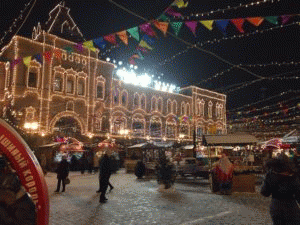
left=0, top=3, right=226, bottom=142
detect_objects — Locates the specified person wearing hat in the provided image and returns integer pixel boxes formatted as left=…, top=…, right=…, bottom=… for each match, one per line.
left=0, top=155, right=36, bottom=225
left=261, top=154, right=300, bottom=224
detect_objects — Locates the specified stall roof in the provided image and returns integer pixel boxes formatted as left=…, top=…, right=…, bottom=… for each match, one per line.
left=128, top=141, right=174, bottom=149
left=203, top=134, right=258, bottom=146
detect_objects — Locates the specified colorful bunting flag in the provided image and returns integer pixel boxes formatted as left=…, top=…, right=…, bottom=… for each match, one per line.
left=33, top=54, right=43, bottom=64
left=215, top=20, right=229, bottom=34
left=199, top=20, right=214, bottom=30
left=165, top=7, right=182, bottom=18
left=104, top=34, right=117, bottom=45
left=231, top=18, right=245, bottom=33
left=136, top=46, right=148, bottom=53
left=139, top=40, right=152, bottom=50
left=129, top=59, right=136, bottom=65
left=74, top=43, right=83, bottom=52
left=158, top=14, right=171, bottom=22
left=140, top=23, right=156, bottom=37
left=153, top=21, right=169, bottom=36
left=127, top=27, right=140, bottom=41
left=170, top=22, right=183, bottom=36
left=246, top=17, right=264, bottom=26
left=93, top=37, right=106, bottom=49
left=117, top=30, right=128, bottom=45
left=137, top=50, right=144, bottom=60
left=281, top=15, right=291, bottom=25
left=83, top=41, right=97, bottom=52
left=185, top=21, right=198, bottom=36
left=43, top=51, right=52, bottom=62
left=142, top=34, right=155, bottom=45
left=265, top=16, right=278, bottom=25
left=172, top=0, right=188, bottom=8
left=53, top=49, right=62, bottom=59
left=64, top=46, right=73, bottom=54
left=23, top=56, right=32, bottom=67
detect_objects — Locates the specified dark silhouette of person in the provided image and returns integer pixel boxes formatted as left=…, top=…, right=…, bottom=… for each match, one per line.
left=0, top=155, right=36, bottom=225
left=135, top=160, right=146, bottom=179
left=99, top=153, right=112, bottom=203
left=55, top=155, right=69, bottom=192
left=261, top=153, right=300, bottom=225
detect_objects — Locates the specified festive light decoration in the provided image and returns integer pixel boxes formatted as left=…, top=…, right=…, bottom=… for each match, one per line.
left=179, top=0, right=281, bottom=20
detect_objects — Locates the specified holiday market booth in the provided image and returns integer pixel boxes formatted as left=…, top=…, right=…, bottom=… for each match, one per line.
left=203, top=134, right=260, bottom=193
left=126, top=141, right=174, bottom=174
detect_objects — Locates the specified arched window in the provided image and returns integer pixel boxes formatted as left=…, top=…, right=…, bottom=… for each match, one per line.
left=133, top=93, right=139, bottom=108
left=208, top=101, right=213, bottom=118
left=66, top=77, right=74, bottom=94
left=113, top=89, right=119, bottom=104
left=121, top=91, right=128, bottom=106
left=140, top=94, right=146, bottom=110
left=186, top=103, right=190, bottom=116
left=97, top=83, right=104, bottom=99
left=158, top=98, right=163, bottom=112
left=167, top=99, right=172, bottom=113
left=54, top=73, right=63, bottom=92
left=78, top=79, right=85, bottom=96
left=181, top=102, right=186, bottom=115
left=172, top=100, right=177, bottom=114
left=151, top=97, right=157, bottom=111
left=200, top=100, right=205, bottom=116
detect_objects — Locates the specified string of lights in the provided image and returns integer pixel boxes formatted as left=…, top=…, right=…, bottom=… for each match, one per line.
left=158, top=21, right=299, bottom=67
left=229, top=90, right=300, bottom=112
left=0, top=0, right=37, bottom=55
left=177, top=0, right=281, bottom=20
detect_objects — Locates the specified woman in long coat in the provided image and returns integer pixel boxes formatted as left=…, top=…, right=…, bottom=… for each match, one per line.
left=55, top=155, right=69, bottom=192
left=261, top=154, right=300, bottom=225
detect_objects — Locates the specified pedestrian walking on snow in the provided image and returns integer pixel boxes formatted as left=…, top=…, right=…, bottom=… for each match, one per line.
left=55, top=155, right=69, bottom=193
left=99, top=153, right=113, bottom=203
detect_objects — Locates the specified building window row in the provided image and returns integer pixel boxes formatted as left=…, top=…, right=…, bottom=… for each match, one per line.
left=62, top=52, right=87, bottom=65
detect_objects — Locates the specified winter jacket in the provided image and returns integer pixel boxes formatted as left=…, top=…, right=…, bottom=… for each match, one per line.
left=56, top=159, right=69, bottom=179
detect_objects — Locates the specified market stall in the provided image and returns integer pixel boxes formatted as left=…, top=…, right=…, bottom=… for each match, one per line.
left=203, top=133, right=259, bottom=193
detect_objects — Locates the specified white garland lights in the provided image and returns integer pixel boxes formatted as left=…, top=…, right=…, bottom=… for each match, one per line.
left=115, top=67, right=178, bottom=93
left=177, top=0, right=281, bottom=20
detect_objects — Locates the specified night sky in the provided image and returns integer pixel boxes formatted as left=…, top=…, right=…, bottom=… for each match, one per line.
left=1, top=0, right=300, bottom=115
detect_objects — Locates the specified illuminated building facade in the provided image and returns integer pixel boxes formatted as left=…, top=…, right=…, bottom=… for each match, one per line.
left=0, top=3, right=226, bottom=142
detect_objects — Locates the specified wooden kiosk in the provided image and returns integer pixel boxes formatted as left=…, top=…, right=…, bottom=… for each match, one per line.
left=203, top=134, right=259, bottom=193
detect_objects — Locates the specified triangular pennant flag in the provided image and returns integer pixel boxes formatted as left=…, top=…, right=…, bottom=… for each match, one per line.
left=199, top=20, right=214, bottom=30
left=83, top=41, right=97, bottom=52
left=281, top=15, right=292, bottom=25
left=246, top=17, right=264, bottom=26
left=137, top=50, right=144, bottom=60
left=64, top=46, right=73, bottom=54
left=153, top=21, right=169, bottom=36
left=129, top=59, right=136, bottom=65
left=53, top=49, right=62, bottom=59
left=104, top=34, right=117, bottom=45
left=93, top=37, right=106, bottom=49
left=43, top=51, right=52, bottom=62
left=74, top=43, right=83, bottom=52
left=127, top=27, right=140, bottom=41
left=158, top=14, right=171, bottom=22
left=139, top=23, right=156, bottom=37
left=23, top=56, right=32, bottom=67
left=231, top=18, right=245, bottom=33
left=142, top=34, right=155, bottom=45
left=131, top=54, right=140, bottom=59
left=139, top=40, right=152, bottom=50
left=172, top=0, right=188, bottom=8
left=265, top=16, right=278, bottom=25
left=215, top=20, right=229, bottom=34
left=170, top=22, right=183, bottom=36
left=116, top=30, right=128, bottom=45
left=185, top=21, right=198, bottom=36
left=165, top=7, right=182, bottom=18
left=33, top=54, right=43, bottom=64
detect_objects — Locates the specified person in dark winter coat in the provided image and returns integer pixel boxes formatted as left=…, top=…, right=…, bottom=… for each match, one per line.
left=0, top=155, right=36, bottom=225
left=261, top=153, right=300, bottom=225
left=99, top=153, right=112, bottom=203
left=55, top=155, right=69, bottom=192
left=135, top=160, right=146, bottom=179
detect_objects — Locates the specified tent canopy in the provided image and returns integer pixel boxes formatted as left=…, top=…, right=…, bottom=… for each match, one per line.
left=128, top=141, right=174, bottom=149
left=203, top=134, right=258, bottom=146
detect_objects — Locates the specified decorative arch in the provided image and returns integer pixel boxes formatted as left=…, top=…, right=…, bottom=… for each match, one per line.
left=167, top=99, right=172, bottom=113
left=140, top=94, right=146, bottom=110
left=208, top=101, right=213, bottom=119
left=133, top=93, right=140, bottom=108
left=112, top=111, right=127, bottom=135
left=121, top=90, right=128, bottom=107
left=172, top=100, right=177, bottom=114
left=49, top=111, right=86, bottom=134
left=179, top=120, right=190, bottom=138
left=186, top=103, right=190, bottom=116
left=132, top=113, right=146, bottom=137
left=181, top=102, right=186, bottom=115
left=149, top=116, right=162, bottom=138
left=151, top=96, right=157, bottom=112
left=166, top=117, right=177, bottom=139
left=158, top=97, right=163, bottom=113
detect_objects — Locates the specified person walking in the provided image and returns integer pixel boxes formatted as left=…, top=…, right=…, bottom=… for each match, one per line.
left=214, top=153, right=234, bottom=195
left=55, top=155, right=69, bottom=193
left=261, top=153, right=300, bottom=225
left=96, top=154, right=114, bottom=193
left=99, top=153, right=112, bottom=203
